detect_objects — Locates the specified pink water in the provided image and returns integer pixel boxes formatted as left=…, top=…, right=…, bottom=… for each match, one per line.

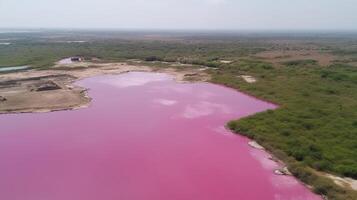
left=0, top=72, right=321, bottom=200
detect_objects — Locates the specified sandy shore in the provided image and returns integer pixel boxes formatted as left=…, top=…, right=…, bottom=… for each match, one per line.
left=0, top=61, right=209, bottom=114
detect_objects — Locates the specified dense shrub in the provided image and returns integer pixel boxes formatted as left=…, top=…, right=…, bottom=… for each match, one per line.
left=283, top=59, right=318, bottom=67
left=145, top=56, right=162, bottom=62
left=336, top=165, right=357, bottom=179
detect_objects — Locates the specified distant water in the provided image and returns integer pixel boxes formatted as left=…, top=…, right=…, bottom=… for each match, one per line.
left=0, top=66, right=29, bottom=72
left=0, top=72, right=321, bottom=200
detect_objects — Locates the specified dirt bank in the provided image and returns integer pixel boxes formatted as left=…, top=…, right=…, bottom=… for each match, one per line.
left=0, top=61, right=209, bottom=114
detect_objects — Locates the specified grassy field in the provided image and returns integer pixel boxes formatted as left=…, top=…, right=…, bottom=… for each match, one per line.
left=1, top=30, right=357, bottom=199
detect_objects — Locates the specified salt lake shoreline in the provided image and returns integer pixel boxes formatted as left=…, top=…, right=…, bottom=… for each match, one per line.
left=1, top=59, right=355, bottom=198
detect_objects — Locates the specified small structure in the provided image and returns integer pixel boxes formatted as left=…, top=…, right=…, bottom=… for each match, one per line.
left=70, top=57, right=82, bottom=62
left=0, top=96, right=7, bottom=102
left=35, top=81, right=61, bottom=92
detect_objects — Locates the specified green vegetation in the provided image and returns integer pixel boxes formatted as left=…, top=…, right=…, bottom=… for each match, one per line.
left=215, top=60, right=357, bottom=199
left=1, top=30, right=357, bottom=199
left=0, top=31, right=264, bottom=68
left=222, top=62, right=357, bottom=178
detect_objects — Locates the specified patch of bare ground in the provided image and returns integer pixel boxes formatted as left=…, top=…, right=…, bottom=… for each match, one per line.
left=255, top=50, right=336, bottom=66
left=240, top=75, right=257, bottom=83
left=0, top=61, right=209, bottom=114
left=323, top=173, right=357, bottom=191
left=220, top=60, right=233, bottom=64
left=169, top=62, right=195, bottom=67
left=0, top=75, right=89, bottom=114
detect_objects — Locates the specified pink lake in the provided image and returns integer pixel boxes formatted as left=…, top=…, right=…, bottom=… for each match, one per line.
left=0, top=72, right=321, bottom=200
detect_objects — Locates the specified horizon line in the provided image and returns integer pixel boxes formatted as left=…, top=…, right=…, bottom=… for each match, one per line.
left=1, top=27, right=357, bottom=33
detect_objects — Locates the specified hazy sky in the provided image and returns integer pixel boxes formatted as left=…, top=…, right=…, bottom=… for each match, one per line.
left=1, top=0, right=357, bottom=30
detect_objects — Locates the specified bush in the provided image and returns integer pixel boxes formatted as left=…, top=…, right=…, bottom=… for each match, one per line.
left=312, top=161, right=332, bottom=171
left=283, top=59, right=318, bottom=67
left=336, top=165, right=357, bottom=179
left=145, top=56, right=162, bottom=62
left=313, top=178, right=334, bottom=195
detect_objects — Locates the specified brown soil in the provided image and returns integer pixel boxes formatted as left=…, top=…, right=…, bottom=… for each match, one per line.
left=255, top=50, right=336, bottom=66
left=0, top=74, right=89, bottom=114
